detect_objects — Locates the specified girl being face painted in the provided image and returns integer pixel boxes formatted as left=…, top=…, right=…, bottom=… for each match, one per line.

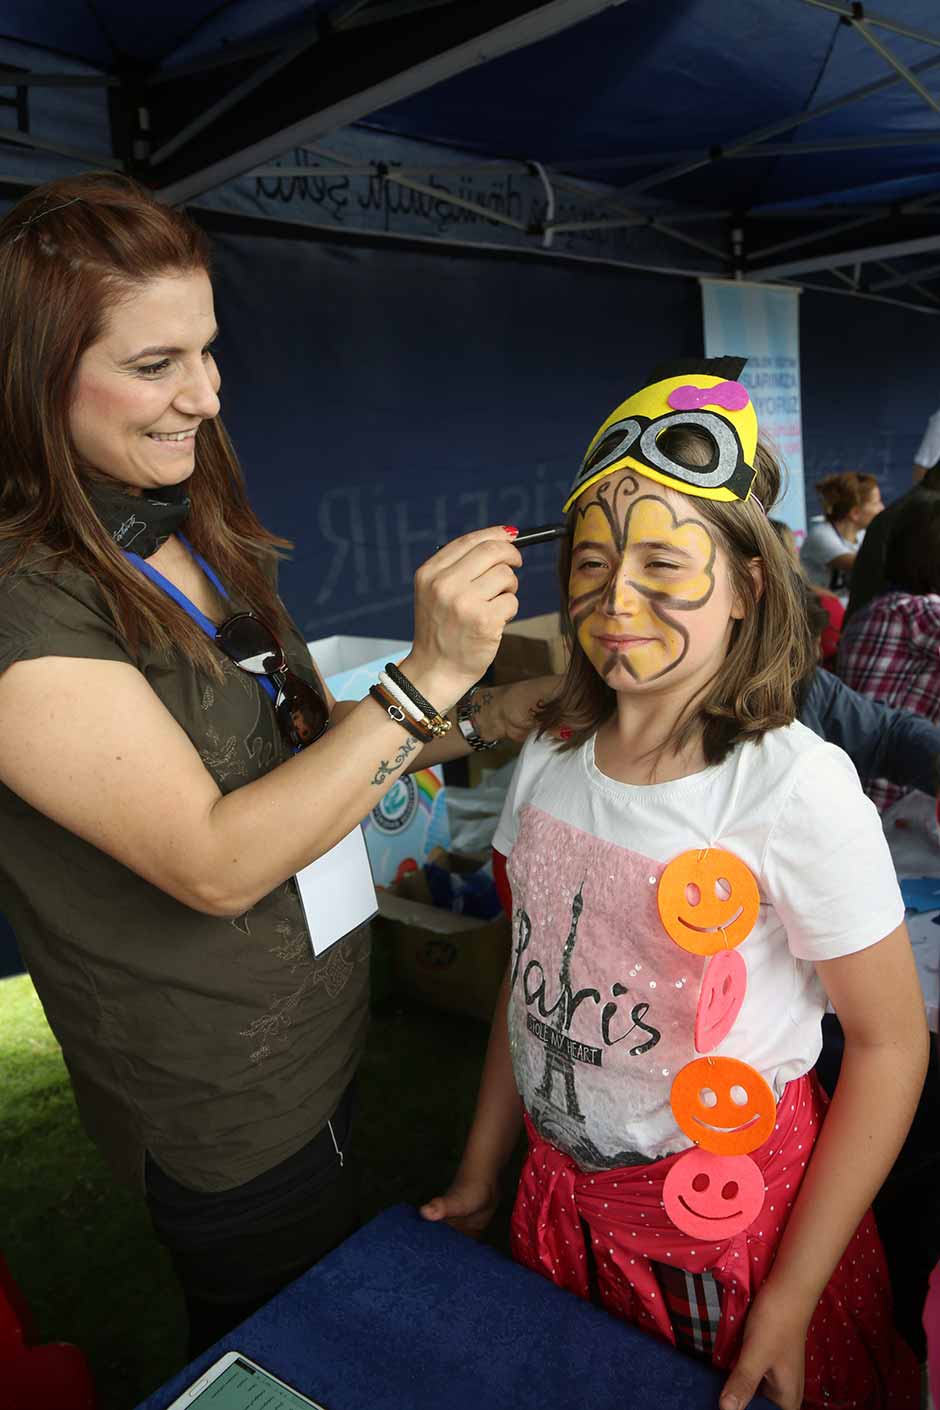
left=569, top=468, right=743, bottom=695
left=564, top=367, right=760, bottom=701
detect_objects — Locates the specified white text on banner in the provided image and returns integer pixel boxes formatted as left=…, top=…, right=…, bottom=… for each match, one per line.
left=700, top=279, right=806, bottom=536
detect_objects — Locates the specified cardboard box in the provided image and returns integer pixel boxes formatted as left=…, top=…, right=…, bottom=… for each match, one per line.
left=491, top=612, right=568, bottom=684
left=307, top=633, right=412, bottom=702
left=374, top=852, right=510, bottom=1023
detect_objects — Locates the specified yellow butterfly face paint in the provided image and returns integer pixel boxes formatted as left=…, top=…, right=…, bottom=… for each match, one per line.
left=569, top=471, right=723, bottom=686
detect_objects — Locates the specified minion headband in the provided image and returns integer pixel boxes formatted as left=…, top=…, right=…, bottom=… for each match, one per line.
left=563, top=356, right=759, bottom=514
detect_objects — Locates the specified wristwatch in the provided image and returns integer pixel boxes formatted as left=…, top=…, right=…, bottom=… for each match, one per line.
left=456, top=685, right=500, bottom=751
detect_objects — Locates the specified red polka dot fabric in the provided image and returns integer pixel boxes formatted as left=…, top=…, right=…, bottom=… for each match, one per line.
left=511, top=1074, right=919, bottom=1408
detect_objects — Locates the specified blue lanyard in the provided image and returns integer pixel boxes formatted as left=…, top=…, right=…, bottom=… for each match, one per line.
left=124, top=536, right=278, bottom=702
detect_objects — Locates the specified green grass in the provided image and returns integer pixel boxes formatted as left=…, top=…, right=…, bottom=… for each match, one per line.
left=0, top=970, right=509, bottom=1410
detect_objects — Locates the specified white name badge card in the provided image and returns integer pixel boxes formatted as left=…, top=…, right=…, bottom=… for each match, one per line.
left=295, top=825, right=377, bottom=956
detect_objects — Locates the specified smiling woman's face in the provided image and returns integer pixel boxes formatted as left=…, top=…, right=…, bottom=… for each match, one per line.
left=568, top=467, right=743, bottom=693
left=69, top=268, right=221, bottom=491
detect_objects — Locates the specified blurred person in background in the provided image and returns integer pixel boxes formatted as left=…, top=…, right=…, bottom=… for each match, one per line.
left=913, top=404, right=940, bottom=484
left=771, top=519, right=843, bottom=667
left=800, top=472, right=883, bottom=605
left=837, top=492, right=940, bottom=816
left=846, top=463, right=940, bottom=623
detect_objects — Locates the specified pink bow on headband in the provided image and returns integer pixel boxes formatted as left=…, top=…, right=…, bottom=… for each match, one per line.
left=667, top=380, right=750, bottom=413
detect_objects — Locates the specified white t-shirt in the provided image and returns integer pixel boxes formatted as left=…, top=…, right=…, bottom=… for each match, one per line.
left=492, top=723, right=903, bottom=1170
left=915, top=409, right=940, bottom=469
left=799, top=517, right=863, bottom=601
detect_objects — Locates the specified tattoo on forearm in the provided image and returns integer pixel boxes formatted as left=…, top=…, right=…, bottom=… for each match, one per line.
left=468, top=688, right=493, bottom=721
left=371, top=735, right=418, bottom=785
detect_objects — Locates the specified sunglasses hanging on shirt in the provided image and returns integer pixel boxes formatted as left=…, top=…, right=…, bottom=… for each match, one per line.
left=215, top=612, right=329, bottom=750
left=124, top=538, right=329, bottom=752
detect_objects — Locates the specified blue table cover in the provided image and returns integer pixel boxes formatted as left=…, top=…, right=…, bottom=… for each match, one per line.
left=136, top=1203, right=776, bottom=1410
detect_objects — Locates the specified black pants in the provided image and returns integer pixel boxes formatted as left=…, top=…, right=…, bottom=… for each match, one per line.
left=145, top=1083, right=360, bottom=1360
left=817, top=1015, right=940, bottom=1357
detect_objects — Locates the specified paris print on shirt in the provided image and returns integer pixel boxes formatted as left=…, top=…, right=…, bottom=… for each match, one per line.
left=533, top=879, right=588, bottom=1121
left=512, top=879, right=663, bottom=1157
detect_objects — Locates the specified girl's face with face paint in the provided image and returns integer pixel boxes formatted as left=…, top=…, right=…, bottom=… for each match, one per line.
left=568, top=468, right=744, bottom=695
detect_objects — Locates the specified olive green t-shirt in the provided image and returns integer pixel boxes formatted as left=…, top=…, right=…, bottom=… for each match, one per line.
left=0, top=550, right=370, bottom=1193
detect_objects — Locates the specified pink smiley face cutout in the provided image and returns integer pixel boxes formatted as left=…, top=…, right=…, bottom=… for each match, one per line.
left=695, top=949, right=747, bottom=1053
left=663, top=1149, right=765, bottom=1241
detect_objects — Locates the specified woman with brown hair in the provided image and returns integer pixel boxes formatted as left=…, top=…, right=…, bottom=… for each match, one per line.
left=0, top=173, right=543, bottom=1355
left=799, top=470, right=884, bottom=603
left=424, top=363, right=924, bottom=1409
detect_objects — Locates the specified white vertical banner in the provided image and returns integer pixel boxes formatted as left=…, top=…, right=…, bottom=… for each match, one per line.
left=700, top=279, right=806, bottom=535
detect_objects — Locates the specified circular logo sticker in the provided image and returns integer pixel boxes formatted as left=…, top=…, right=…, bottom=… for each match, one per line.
left=371, top=775, right=419, bottom=834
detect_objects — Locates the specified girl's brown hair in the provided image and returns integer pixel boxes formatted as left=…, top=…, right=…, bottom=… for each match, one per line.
left=815, top=471, right=879, bottom=523
left=0, top=172, right=290, bottom=677
left=536, top=430, right=815, bottom=766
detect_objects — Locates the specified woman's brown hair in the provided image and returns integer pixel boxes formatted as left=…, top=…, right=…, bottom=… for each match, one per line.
left=0, top=172, right=290, bottom=677
left=815, top=471, right=878, bottom=524
left=884, top=490, right=940, bottom=597
left=536, top=429, right=815, bottom=766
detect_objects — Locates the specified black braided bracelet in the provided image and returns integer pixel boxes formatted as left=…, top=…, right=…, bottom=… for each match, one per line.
left=384, top=662, right=438, bottom=720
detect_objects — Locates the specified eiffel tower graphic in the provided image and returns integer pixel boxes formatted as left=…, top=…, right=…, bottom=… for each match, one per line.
left=533, top=880, right=586, bottom=1122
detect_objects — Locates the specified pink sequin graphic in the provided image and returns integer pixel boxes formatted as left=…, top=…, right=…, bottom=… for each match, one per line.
left=506, top=806, right=704, bottom=1167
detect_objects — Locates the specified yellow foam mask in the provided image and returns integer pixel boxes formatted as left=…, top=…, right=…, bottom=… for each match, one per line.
left=564, top=373, right=758, bottom=513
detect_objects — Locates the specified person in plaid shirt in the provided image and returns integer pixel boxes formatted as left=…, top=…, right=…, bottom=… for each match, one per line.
left=836, top=491, right=940, bottom=814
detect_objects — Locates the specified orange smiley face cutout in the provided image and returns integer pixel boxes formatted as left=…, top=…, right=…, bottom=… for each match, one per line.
left=657, top=848, right=760, bottom=956
left=670, top=1056, right=776, bottom=1155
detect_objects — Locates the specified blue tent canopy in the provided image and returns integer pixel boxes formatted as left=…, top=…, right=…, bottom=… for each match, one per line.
left=3, top=0, right=940, bottom=303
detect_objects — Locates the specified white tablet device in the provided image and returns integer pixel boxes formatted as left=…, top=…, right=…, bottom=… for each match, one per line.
left=164, top=1350, right=328, bottom=1410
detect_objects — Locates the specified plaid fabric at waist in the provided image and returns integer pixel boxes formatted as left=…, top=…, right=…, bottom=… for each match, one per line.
left=652, top=1262, right=722, bottom=1361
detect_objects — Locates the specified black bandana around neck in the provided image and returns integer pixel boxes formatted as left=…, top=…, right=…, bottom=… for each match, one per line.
left=86, top=478, right=192, bottom=559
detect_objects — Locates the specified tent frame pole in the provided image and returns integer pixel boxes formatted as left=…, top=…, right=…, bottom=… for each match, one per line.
left=869, top=260, right=940, bottom=305
left=155, top=0, right=632, bottom=205
left=0, top=70, right=117, bottom=88
left=150, top=37, right=315, bottom=165
left=588, top=49, right=940, bottom=205
left=0, top=124, right=120, bottom=169
left=747, top=212, right=886, bottom=262
left=381, top=171, right=531, bottom=232
left=798, top=0, right=940, bottom=49
left=871, top=257, right=940, bottom=290
left=849, top=19, right=940, bottom=116
left=747, top=231, right=940, bottom=279
left=649, top=221, right=727, bottom=260
left=779, top=275, right=940, bottom=315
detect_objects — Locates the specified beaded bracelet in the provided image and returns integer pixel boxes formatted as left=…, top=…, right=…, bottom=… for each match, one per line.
left=385, top=662, right=451, bottom=737
left=369, top=683, right=433, bottom=743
